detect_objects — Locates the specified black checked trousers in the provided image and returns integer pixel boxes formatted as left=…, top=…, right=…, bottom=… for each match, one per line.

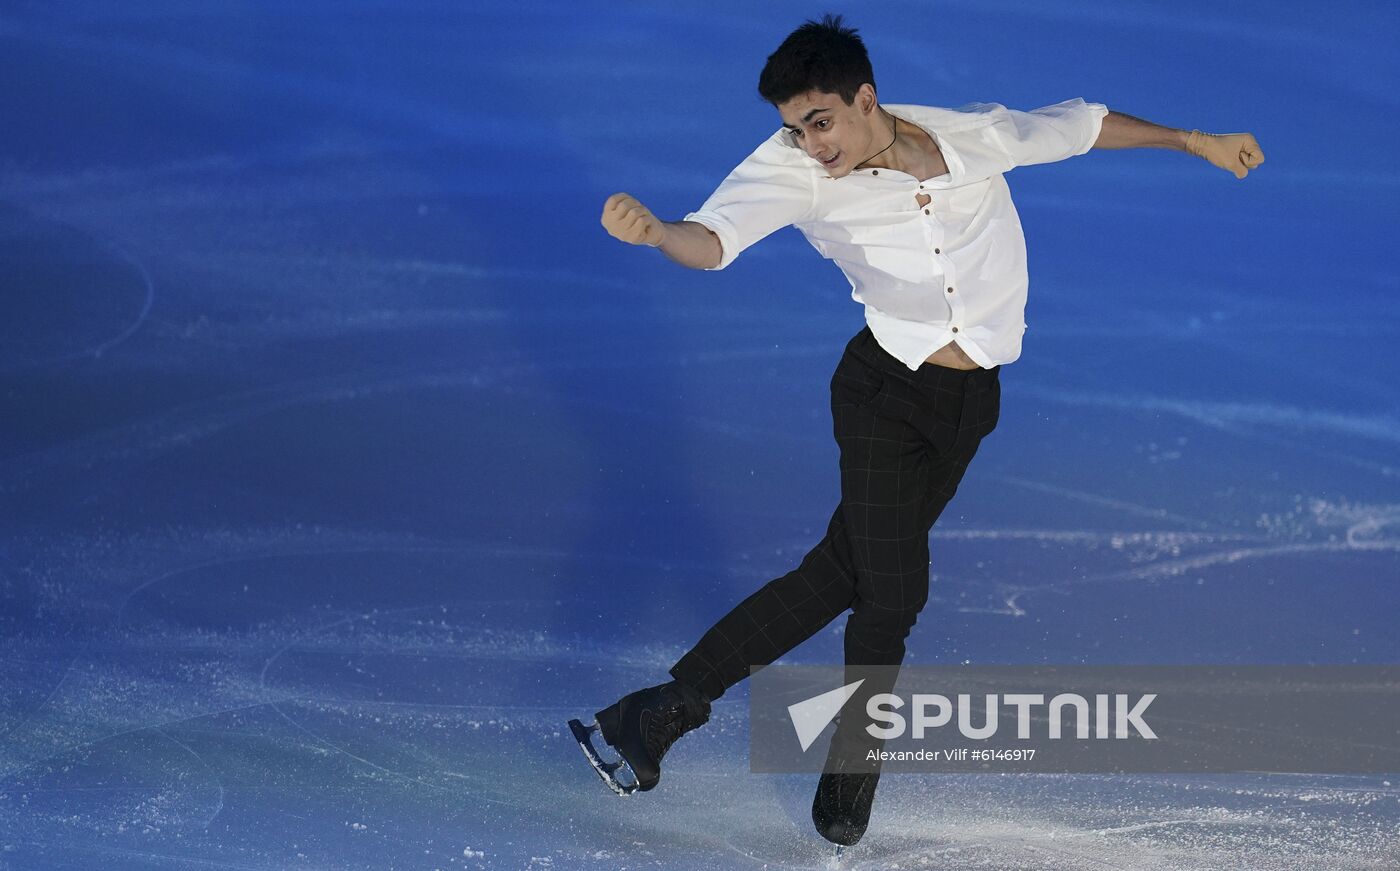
left=670, top=325, right=1000, bottom=704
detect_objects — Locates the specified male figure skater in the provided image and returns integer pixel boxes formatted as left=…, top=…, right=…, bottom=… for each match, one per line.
left=568, top=14, right=1263, bottom=847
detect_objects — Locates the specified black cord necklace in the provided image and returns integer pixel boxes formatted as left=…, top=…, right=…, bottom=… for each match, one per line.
left=854, top=110, right=898, bottom=171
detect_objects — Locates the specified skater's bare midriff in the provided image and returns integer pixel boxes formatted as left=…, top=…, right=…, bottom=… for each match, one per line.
left=924, top=341, right=981, bottom=370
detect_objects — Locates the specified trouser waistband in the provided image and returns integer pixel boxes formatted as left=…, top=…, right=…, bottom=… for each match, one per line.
left=853, top=326, right=1000, bottom=394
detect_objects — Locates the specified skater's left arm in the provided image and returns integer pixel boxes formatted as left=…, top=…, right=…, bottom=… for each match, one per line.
left=1093, top=110, right=1265, bottom=179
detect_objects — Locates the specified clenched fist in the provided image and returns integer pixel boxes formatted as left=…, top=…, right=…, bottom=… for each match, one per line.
left=1185, top=130, right=1265, bottom=179
left=601, top=193, right=667, bottom=247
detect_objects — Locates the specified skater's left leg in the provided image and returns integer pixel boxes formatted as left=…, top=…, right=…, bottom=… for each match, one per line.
left=823, top=401, right=986, bottom=777
left=834, top=357, right=997, bottom=738
left=813, top=430, right=983, bottom=842
left=815, top=359, right=1001, bottom=845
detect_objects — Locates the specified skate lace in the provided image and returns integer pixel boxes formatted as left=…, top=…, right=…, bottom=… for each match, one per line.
left=644, top=708, right=683, bottom=761
left=644, top=688, right=709, bottom=761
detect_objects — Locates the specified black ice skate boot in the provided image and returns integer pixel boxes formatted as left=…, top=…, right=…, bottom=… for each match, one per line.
left=568, top=680, right=710, bottom=795
left=812, top=765, right=882, bottom=846
left=812, top=720, right=884, bottom=846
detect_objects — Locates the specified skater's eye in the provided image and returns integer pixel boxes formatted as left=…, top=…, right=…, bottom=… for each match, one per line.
left=785, top=118, right=831, bottom=140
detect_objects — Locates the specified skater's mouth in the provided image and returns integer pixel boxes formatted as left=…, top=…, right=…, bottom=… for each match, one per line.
left=820, top=151, right=841, bottom=168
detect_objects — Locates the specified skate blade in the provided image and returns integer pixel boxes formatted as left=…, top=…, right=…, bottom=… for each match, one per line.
left=567, top=718, right=639, bottom=796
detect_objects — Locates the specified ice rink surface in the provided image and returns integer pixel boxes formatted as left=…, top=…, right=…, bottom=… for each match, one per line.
left=2, top=1, right=1398, bottom=867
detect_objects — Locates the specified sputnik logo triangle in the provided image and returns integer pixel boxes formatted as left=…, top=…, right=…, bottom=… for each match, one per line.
left=787, top=679, right=865, bottom=752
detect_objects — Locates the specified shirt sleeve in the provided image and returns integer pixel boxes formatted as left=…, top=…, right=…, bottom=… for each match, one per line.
left=683, top=132, right=818, bottom=271
left=958, top=98, right=1108, bottom=175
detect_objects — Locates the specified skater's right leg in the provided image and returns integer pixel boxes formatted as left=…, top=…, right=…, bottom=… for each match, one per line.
left=578, top=462, right=868, bottom=795
left=572, top=333, right=877, bottom=795
left=569, top=673, right=713, bottom=795
left=667, top=328, right=901, bottom=702
left=667, top=502, right=860, bottom=702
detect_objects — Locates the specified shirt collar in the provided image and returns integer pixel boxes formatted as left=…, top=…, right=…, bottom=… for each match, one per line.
left=882, top=104, right=966, bottom=185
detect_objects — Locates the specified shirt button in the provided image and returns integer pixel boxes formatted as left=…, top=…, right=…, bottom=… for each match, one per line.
left=952, top=326, right=959, bottom=333
left=924, top=209, right=930, bottom=215
left=947, top=286, right=954, bottom=293
left=872, top=170, right=879, bottom=175
left=935, top=248, right=941, bottom=254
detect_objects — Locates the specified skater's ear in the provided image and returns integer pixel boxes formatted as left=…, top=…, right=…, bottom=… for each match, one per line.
left=856, top=82, right=878, bottom=116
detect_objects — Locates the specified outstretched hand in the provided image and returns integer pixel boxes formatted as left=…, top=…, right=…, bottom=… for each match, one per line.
left=601, top=193, right=667, bottom=247
left=1186, top=130, right=1265, bottom=179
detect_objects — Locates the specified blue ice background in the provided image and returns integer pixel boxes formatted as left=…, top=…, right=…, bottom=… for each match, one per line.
left=1, top=1, right=1398, bottom=869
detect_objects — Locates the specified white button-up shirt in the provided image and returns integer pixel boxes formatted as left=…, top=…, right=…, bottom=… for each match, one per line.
left=683, top=98, right=1108, bottom=370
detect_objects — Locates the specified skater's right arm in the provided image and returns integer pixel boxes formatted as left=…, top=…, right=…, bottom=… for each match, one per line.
left=600, top=193, right=723, bottom=270
left=601, top=133, right=818, bottom=272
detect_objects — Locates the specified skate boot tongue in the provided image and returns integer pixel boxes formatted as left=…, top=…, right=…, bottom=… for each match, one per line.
left=643, top=681, right=710, bottom=763
left=671, top=680, right=711, bottom=729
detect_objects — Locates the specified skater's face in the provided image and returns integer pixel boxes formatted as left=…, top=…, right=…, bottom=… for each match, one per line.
left=777, top=84, right=884, bottom=179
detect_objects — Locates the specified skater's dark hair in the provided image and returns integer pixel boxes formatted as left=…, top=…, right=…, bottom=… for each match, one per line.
left=758, top=13, right=876, bottom=107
